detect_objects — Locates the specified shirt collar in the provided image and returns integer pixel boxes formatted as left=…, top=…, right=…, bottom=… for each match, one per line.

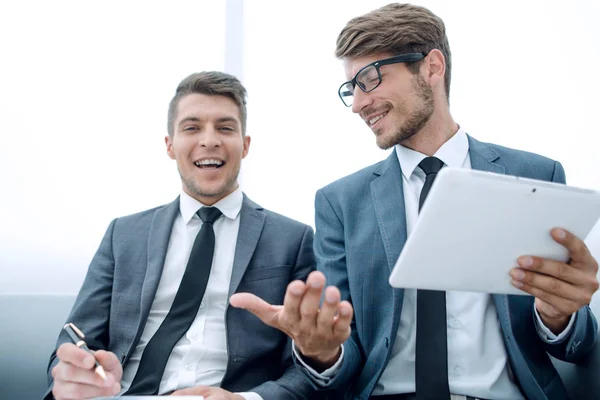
left=395, top=125, right=469, bottom=180
left=179, top=187, right=243, bottom=224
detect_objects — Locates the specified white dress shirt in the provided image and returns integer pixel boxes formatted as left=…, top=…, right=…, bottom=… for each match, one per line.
left=119, top=188, right=262, bottom=400
left=297, top=127, right=574, bottom=399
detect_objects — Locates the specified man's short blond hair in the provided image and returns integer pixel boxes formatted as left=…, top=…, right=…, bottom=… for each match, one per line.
left=335, top=3, right=452, bottom=101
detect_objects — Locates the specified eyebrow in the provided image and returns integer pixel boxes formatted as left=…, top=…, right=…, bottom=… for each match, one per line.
left=178, top=116, right=240, bottom=127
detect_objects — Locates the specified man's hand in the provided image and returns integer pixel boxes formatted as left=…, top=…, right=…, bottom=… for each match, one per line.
left=52, top=343, right=122, bottom=400
left=171, top=386, right=244, bottom=399
left=230, top=271, right=353, bottom=369
left=510, top=228, right=599, bottom=334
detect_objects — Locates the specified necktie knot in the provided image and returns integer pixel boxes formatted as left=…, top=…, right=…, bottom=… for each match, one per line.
left=418, top=156, right=444, bottom=176
left=198, top=207, right=222, bottom=224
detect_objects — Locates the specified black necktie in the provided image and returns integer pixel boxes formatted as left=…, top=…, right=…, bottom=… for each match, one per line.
left=125, top=206, right=222, bottom=395
left=415, top=156, right=450, bottom=400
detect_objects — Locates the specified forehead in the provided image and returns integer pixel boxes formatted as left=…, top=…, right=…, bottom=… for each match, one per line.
left=176, top=93, right=241, bottom=123
left=343, top=52, right=395, bottom=79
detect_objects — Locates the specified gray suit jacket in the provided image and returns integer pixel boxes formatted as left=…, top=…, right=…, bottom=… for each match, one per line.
left=298, top=136, right=598, bottom=400
left=46, top=194, right=324, bottom=399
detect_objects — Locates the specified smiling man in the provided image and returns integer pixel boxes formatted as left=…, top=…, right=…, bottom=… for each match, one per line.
left=230, top=4, right=599, bottom=400
left=45, top=71, right=323, bottom=400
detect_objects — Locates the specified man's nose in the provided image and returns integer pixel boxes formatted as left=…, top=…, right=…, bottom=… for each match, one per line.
left=199, top=127, right=221, bottom=147
left=351, top=88, right=372, bottom=114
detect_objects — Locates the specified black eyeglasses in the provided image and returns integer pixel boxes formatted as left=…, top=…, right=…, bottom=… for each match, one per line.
left=338, top=52, right=428, bottom=107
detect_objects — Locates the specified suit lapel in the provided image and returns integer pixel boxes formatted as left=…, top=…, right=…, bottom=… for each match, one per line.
left=137, top=198, right=180, bottom=335
left=370, top=149, right=408, bottom=342
left=467, top=135, right=505, bottom=174
left=371, top=149, right=409, bottom=272
left=227, top=195, right=266, bottom=298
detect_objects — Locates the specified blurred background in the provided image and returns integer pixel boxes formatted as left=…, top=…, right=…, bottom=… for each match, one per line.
left=0, top=0, right=598, bottom=295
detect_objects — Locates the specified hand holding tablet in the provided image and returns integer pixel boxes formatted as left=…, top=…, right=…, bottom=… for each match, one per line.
left=389, top=168, right=600, bottom=296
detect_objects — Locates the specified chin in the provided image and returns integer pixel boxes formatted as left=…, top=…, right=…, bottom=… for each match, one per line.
left=375, top=134, right=396, bottom=150
left=183, top=180, right=222, bottom=199
left=198, top=185, right=228, bottom=198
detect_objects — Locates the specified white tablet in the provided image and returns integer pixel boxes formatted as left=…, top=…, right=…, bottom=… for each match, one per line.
left=389, top=168, right=600, bottom=295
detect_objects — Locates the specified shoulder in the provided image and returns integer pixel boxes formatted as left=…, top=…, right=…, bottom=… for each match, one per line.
left=469, top=136, right=564, bottom=182
left=243, top=195, right=312, bottom=234
left=480, top=140, right=558, bottom=166
left=115, top=205, right=163, bottom=221
left=320, top=158, right=387, bottom=197
left=264, top=208, right=312, bottom=232
left=111, top=199, right=178, bottom=229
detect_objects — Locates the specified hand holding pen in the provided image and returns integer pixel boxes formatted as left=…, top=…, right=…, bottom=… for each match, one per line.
left=63, top=323, right=107, bottom=380
left=51, top=322, right=122, bottom=400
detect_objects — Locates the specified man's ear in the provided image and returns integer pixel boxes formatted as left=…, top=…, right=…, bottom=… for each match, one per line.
left=165, top=135, right=175, bottom=159
left=242, top=135, right=251, bottom=159
left=423, top=49, right=446, bottom=87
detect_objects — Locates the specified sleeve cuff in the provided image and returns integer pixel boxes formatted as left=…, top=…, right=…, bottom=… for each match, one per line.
left=236, top=392, right=263, bottom=400
left=292, top=340, right=344, bottom=385
left=534, top=305, right=576, bottom=343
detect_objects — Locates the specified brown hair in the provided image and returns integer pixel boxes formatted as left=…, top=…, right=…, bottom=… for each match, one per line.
left=335, top=3, right=452, bottom=101
left=167, top=71, right=248, bottom=136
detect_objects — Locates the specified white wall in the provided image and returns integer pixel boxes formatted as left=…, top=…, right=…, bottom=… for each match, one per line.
left=0, top=1, right=226, bottom=293
left=1, top=0, right=599, bottom=295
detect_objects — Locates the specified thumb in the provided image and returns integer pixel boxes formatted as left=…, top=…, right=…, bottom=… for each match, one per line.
left=94, top=350, right=121, bottom=370
left=171, top=386, right=209, bottom=396
left=230, top=293, right=283, bottom=327
left=93, top=350, right=123, bottom=380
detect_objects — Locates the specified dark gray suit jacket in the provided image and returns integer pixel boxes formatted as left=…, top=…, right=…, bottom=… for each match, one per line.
left=46, top=194, right=326, bottom=399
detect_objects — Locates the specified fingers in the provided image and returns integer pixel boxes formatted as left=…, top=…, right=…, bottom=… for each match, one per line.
left=234, top=270, right=351, bottom=366
left=513, top=280, right=582, bottom=316
left=512, top=227, right=600, bottom=311
left=333, top=300, right=354, bottom=338
left=510, top=268, right=590, bottom=305
left=53, top=345, right=121, bottom=400
left=229, top=292, right=284, bottom=328
left=551, top=228, right=596, bottom=270
left=316, top=287, right=352, bottom=339
left=281, top=280, right=307, bottom=327
left=514, top=256, right=591, bottom=287
left=94, top=350, right=123, bottom=381
left=316, top=286, right=341, bottom=332
left=52, top=360, right=113, bottom=387
left=171, top=386, right=208, bottom=396
left=511, top=256, right=597, bottom=318
left=171, top=386, right=236, bottom=399
left=56, top=343, right=96, bottom=370
left=298, top=272, right=326, bottom=331
left=52, top=363, right=119, bottom=400
left=52, top=381, right=120, bottom=400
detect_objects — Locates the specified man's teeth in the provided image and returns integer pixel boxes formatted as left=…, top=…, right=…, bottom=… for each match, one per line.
left=194, top=159, right=223, bottom=167
left=369, top=114, right=385, bottom=125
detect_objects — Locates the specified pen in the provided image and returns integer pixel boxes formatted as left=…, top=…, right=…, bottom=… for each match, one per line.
left=63, top=322, right=107, bottom=381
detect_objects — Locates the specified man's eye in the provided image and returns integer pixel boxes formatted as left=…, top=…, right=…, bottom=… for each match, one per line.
left=220, top=126, right=234, bottom=131
left=183, top=126, right=198, bottom=131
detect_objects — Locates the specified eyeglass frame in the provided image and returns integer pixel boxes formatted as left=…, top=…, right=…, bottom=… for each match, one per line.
left=338, top=52, right=429, bottom=107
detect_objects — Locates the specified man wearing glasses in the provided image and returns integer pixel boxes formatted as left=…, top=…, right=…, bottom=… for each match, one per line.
left=231, top=3, right=598, bottom=400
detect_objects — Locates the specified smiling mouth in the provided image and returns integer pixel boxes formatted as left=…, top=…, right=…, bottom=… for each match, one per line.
left=194, top=159, right=225, bottom=169
left=367, top=111, right=388, bottom=127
